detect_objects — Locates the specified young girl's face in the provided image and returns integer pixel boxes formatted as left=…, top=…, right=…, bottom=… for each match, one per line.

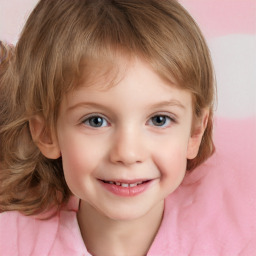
left=54, top=57, right=202, bottom=221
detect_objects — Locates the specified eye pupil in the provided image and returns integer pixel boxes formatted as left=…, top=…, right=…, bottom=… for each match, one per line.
left=152, top=116, right=166, bottom=126
left=89, top=117, right=103, bottom=127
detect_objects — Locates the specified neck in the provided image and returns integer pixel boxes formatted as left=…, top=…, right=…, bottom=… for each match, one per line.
left=77, top=200, right=164, bottom=256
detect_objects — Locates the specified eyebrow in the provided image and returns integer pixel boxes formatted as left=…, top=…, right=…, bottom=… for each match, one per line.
left=150, top=100, right=186, bottom=110
left=67, top=102, right=107, bottom=112
left=67, top=99, right=186, bottom=112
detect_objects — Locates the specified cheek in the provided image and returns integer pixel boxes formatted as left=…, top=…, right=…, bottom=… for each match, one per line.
left=58, top=136, right=101, bottom=189
left=159, top=145, right=187, bottom=175
left=153, top=140, right=188, bottom=191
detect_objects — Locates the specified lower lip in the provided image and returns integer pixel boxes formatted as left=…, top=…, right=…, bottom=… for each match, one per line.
left=99, top=180, right=154, bottom=197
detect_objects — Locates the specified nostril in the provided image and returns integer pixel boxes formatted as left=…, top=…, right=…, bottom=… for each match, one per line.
left=115, top=159, right=143, bottom=166
left=109, top=134, right=146, bottom=165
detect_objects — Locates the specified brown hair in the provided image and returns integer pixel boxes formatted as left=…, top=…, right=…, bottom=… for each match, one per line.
left=0, top=0, right=215, bottom=215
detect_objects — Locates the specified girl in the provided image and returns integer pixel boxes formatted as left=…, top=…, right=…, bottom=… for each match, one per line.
left=0, top=0, right=226, bottom=255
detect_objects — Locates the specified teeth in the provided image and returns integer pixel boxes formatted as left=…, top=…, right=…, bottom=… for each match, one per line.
left=105, top=180, right=145, bottom=187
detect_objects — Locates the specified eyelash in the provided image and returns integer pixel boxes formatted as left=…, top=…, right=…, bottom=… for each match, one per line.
left=82, top=114, right=109, bottom=128
left=81, top=113, right=176, bottom=128
left=147, top=115, right=176, bottom=128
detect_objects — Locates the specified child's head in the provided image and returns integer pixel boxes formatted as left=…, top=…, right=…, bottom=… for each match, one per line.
left=0, top=0, right=215, bottom=215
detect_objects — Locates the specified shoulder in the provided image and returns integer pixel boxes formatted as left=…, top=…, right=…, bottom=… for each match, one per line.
left=0, top=210, right=60, bottom=255
left=0, top=197, right=89, bottom=256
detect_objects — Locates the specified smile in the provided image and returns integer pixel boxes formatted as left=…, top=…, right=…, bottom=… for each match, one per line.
left=102, top=180, right=147, bottom=187
left=99, top=179, right=153, bottom=197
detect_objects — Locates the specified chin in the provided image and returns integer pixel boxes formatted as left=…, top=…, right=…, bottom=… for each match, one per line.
left=106, top=211, right=147, bottom=222
left=101, top=203, right=158, bottom=222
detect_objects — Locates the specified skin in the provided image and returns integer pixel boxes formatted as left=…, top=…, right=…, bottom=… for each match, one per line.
left=30, top=56, right=208, bottom=256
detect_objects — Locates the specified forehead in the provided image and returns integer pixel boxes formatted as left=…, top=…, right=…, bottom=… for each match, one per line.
left=75, top=51, right=184, bottom=91
left=62, top=56, right=192, bottom=113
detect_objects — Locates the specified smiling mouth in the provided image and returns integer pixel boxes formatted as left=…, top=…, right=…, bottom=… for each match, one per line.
left=101, top=180, right=150, bottom=188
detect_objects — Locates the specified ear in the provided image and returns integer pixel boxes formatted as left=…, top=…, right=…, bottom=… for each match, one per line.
left=187, top=109, right=209, bottom=159
left=29, top=115, right=61, bottom=159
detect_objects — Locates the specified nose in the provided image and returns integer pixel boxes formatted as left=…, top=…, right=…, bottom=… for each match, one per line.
left=109, top=126, right=147, bottom=166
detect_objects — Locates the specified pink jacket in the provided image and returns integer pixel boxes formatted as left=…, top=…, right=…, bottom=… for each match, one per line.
left=1, top=118, right=255, bottom=255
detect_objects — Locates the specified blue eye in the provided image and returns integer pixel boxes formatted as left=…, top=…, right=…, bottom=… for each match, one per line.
left=83, top=116, right=108, bottom=128
left=149, top=115, right=173, bottom=127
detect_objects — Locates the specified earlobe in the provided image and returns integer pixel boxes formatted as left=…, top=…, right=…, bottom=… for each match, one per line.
left=187, top=109, right=209, bottom=159
left=29, top=115, right=61, bottom=159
